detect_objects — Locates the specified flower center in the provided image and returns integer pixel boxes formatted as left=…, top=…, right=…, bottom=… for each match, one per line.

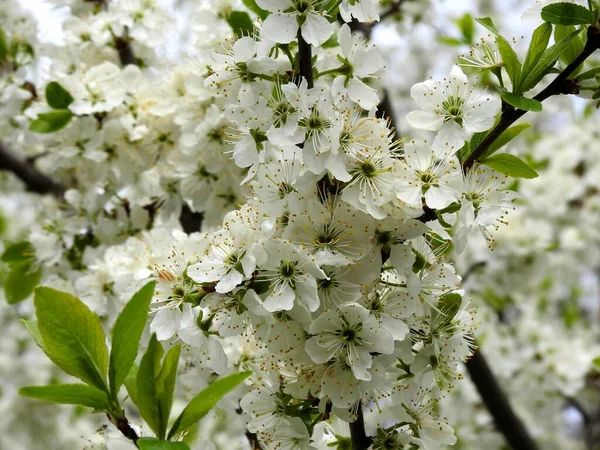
left=442, top=96, right=465, bottom=123
left=279, top=259, right=298, bottom=279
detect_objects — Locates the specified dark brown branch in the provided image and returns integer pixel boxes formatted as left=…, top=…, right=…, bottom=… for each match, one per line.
left=349, top=402, right=371, bottom=450
left=114, top=27, right=137, bottom=67
left=179, top=205, right=204, bottom=233
left=108, top=414, right=139, bottom=445
left=463, top=26, right=600, bottom=171
left=297, top=30, right=314, bottom=88
left=378, top=0, right=408, bottom=23
left=466, top=349, right=538, bottom=450
left=0, top=142, right=64, bottom=197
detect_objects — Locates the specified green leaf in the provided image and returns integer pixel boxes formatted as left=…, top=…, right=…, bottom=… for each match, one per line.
left=520, top=27, right=583, bottom=92
left=475, top=17, right=498, bottom=34
left=20, top=319, right=45, bottom=350
left=157, top=344, right=181, bottom=440
left=0, top=25, right=7, bottom=61
left=438, top=36, right=464, bottom=46
left=456, top=13, right=475, bottom=44
left=438, top=293, right=462, bottom=323
left=501, top=92, right=543, bottom=111
left=109, top=281, right=155, bottom=395
left=482, top=153, right=539, bottom=179
left=45, top=82, right=74, bottom=109
left=522, top=23, right=552, bottom=77
left=577, top=66, right=600, bottom=80
left=497, top=37, right=521, bottom=91
left=1, top=241, right=33, bottom=263
left=242, top=0, right=269, bottom=20
left=168, top=371, right=251, bottom=439
left=124, top=363, right=140, bottom=406
left=20, top=384, right=109, bottom=410
left=137, top=334, right=165, bottom=439
left=5, top=263, right=41, bottom=304
left=554, top=24, right=586, bottom=69
left=593, top=356, right=600, bottom=369
left=481, top=123, right=531, bottom=159
left=29, top=109, right=73, bottom=134
left=321, top=34, right=339, bottom=48
left=227, top=11, right=254, bottom=38
left=137, top=438, right=191, bottom=450
left=34, top=287, right=109, bottom=391
left=541, top=2, right=594, bottom=25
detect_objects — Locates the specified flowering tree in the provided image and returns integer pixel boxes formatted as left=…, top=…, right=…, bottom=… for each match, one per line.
left=1, top=0, right=600, bottom=449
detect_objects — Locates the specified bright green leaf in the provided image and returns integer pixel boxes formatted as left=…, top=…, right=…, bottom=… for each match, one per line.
left=5, top=263, right=41, bottom=304
left=555, top=24, right=586, bottom=70
left=137, top=334, right=165, bottom=439
left=34, top=287, right=109, bottom=391
left=168, top=371, right=251, bottom=439
left=29, top=109, right=73, bottom=134
left=20, top=384, right=109, bottom=410
left=438, top=293, right=462, bottom=323
left=520, top=27, right=583, bottom=92
left=137, top=438, right=191, bottom=450
left=522, top=23, right=552, bottom=78
left=227, top=11, right=254, bottom=38
left=482, top=153, right=539, bottom=179
left=502, top=92, right=543, bottom=111
left=242, top=0, right=269, bottom=20
left=157, top=344, right=181, bottom=440
left=109, top=281, right=155, bottom=395
left=20, top=319, right=45, bottom=350
left=541, top=2, right=594, bottom=25
left=475, top=17, right=498, bottom=34
left=438, top=36, right=464, bottom=46
left=457, top=13, right=475, bottom=44
left=45, top=82, right=74, bottom=109
left=0, top=25, right=7, bottom=61
left=124, top=363, right=140, bottom=407
left=481, top=123, right=532, bottom=159
left=1, top=241, right=34, bottom=263
left=496, top=37, right=521, bottom=91
left=577, top=66, right=600, bottom=80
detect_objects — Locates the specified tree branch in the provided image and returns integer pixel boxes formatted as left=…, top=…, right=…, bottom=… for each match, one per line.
left=114, top=26, right=138, bottom=67
left=463, top=26, right=600, bottom=172
left=108, top=414, right=139, bottom=445
left=378, top=0, right=408, bottom=23
left=466, top=349, right=538, bottom=450
left=297, top=30, right=314, bottom=88
left=349, top=402, right=371, bottom=450
left=0, top=142, right=64, bottom=197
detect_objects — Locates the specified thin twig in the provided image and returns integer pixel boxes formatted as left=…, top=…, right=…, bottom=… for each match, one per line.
left=349, top=401, right=371, bottom=450
left=0, top=142, right=64, bottom=197
left=297, top=30, right=314, bottom=88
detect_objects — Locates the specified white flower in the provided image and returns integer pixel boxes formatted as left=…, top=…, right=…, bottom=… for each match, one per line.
left=257, top=0, right=334, bottom=47
left=240, top=378, right=291, bottom=434
left=306, top=303, right=394, bottom=380
left=395, top=139, right=462, bottom=210
left=406, top=65, right=500, bottom=150
left=255, top=239, right=325, bottom=312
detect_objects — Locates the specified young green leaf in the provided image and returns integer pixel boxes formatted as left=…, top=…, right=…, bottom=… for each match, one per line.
left=34, top=287, right=109, bottom=391
left=1, top=241, right=34, bottom=263
left=501, top=92, right=543, bottom=111
left=29, top=109, right=73, bottom=133
left=0, top=25, right=7, bottom=61
left=475, top=17, right=498, bottom=34
left=496, top=37, right=521, bottom=91
left=5, top=263, right=41, bottom=304
left=438, top=293, right=462, bottom=324
left=456, top=13, right=475, bottom=44
left=156, top=344, right=181, bottom=440
left=520, top=27, right=583, bottom=92
left=168, top=371, right=251, bottom=439
left=20, top=384, right=110, bottom=410
left=20, top=319, right=45, bottom=350
left=137, top=334, right=165, bottom=439
left=109, top=281, right=155, bottom=396
left=45, top=82, right=74, bottom=109
left=242, top=0, right=269, bottom=20
left=577, top=66, right=600, bottom=80
left=554, top=24, right=586, bottom=69
left=124, top=363, right=140, bottom=407
left=480, top=123, right=531, bottom=160
left=541, top=2, right=594, bottom=25
left=137, top=438, right=191, bottom=450
left=522, top=23, right=552, bottom=77
left=482, top=153, right=539, bottom=179
left=227, top=11, right=254, bottom=38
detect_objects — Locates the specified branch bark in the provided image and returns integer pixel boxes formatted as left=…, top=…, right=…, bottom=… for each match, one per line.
left=349, top=402, right=371, bottom=450
left=466, top=349, right=538, bottom=450
left=297, top=30, right=314, bottom=88
left=0, top=142, right=64, bottom=197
